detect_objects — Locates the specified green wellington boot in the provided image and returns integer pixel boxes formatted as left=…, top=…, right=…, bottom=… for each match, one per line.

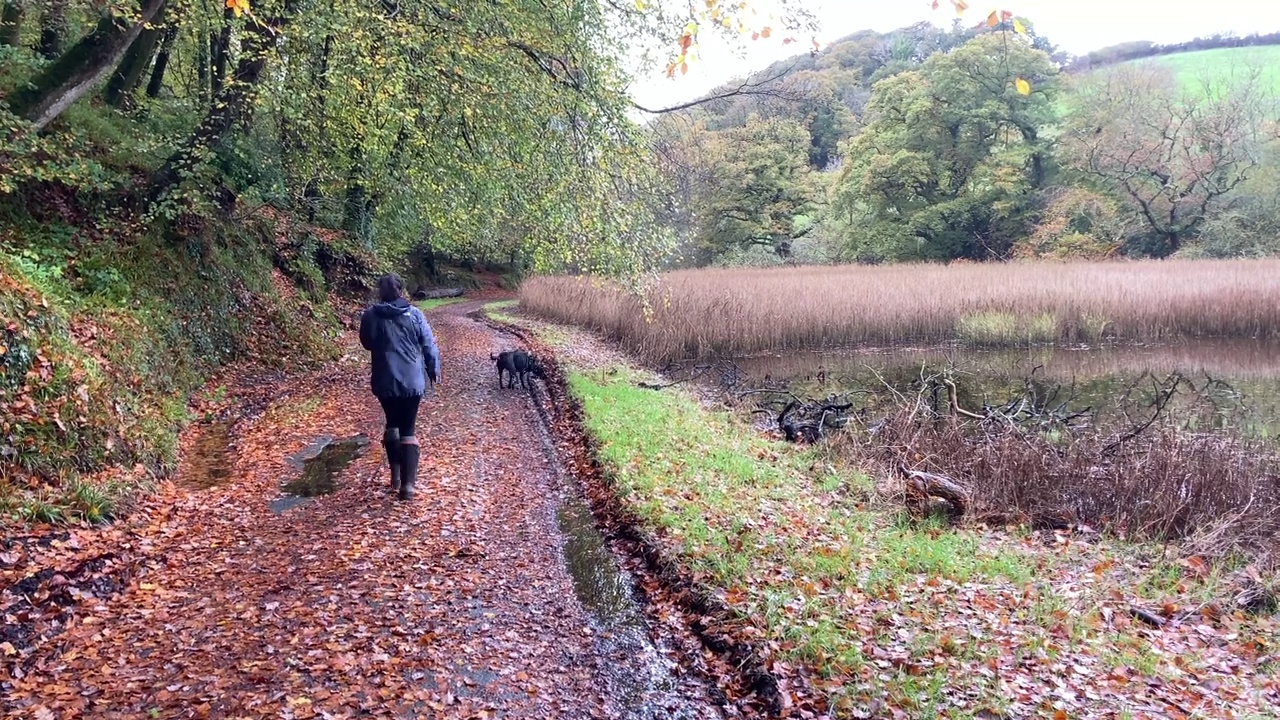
left=398, top=438, right=420, bottom=501
left=382, top=428, right=401, bottom=492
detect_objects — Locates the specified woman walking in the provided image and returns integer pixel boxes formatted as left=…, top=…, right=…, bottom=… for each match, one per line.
left=359, top=273, right=441, bottom=501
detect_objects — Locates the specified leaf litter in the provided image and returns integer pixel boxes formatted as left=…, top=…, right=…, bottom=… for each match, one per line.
left=2, top=300, right=719, bottom=719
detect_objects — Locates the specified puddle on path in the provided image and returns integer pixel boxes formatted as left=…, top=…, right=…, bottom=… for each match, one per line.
left=556, top=494, right=701, bottom=719
left=516, top=375, right=710, bottom=718
left=269, top=434, right=369, bottom=513
left=180, top=420, right=234, bottom=489
left=558, top=498, right=635, bottom=625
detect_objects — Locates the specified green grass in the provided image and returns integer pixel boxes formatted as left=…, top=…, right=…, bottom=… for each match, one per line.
left=416, top=297, right=463, bottom=311
left=563, top=362, right=1275, bottom=716
left=956, top=311, right=1057, bottom=346
left=483, top=299, right=571, bottom=346
left=1128, top=46, right=1280, bottom=94
left=565, top=366, right=1064, bottom=711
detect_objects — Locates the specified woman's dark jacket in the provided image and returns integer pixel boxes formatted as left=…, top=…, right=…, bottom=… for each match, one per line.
left=359, top=298, right=441, bottom=398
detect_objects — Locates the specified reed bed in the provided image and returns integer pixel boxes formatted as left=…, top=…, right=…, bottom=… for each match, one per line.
left=520, top=259, right=1280, bottom=363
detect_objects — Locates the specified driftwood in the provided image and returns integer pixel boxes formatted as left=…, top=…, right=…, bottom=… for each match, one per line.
left=769, top=394, right=855, bottom=443
left=896, top=464, right=969, bottom=519
left=1128, top=606, right=1167, bottom=629
left=412, top=286, right=463, bottom=301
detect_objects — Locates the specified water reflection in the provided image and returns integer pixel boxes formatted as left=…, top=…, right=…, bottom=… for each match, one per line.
left=728, top=340, right=1280, bottom=438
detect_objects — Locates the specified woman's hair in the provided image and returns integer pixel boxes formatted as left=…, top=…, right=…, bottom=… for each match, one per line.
left=377, top=273, right=403, bottom=302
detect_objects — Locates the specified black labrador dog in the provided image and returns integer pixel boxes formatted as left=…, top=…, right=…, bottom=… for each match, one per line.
left=490, top=350, right=545, bottom=389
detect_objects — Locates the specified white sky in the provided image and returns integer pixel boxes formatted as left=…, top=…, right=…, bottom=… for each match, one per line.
left=627, top=0, right=1280, bottom=110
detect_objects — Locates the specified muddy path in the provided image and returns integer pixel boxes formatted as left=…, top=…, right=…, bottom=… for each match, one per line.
left=2, top=300, right=719, bottom=719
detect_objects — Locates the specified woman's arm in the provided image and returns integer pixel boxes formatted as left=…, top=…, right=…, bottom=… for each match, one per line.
left=412, top=308, right=441, bottom=383
left=358, top=308, right=377, bottom=351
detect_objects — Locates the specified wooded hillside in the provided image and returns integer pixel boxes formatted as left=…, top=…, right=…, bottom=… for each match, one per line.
left=651, top=19, right=1280, bottom=267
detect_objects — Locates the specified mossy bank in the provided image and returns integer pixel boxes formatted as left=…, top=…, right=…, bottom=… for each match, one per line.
left=0, top=206, right=376, bottom=525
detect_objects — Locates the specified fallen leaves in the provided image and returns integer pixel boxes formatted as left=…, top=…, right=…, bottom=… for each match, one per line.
left=3, top=304, right=716, bottom=718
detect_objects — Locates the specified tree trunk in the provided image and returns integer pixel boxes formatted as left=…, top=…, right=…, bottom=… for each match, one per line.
left=210, top=7, right=233, bottom=96
left=38, top=0, right=66, bottom=58
left=147, top=16, right=277, bottom=206
left=343, top=142, right=374, bottom=241
left=0, top=0, right=22, bottom=47
left=105, top=1, right=167, bottom=108
left=146, top=23, right=178, bottom=97
left=197, top=31, right=210, bottom=104
left=8, top=0, right=166, bottom=132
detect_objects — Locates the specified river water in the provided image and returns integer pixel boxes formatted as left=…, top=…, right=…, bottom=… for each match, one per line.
left=728, top=339, right=1280, bottom=437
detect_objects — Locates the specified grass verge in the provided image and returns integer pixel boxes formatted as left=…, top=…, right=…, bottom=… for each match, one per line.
left=489, top=302, right=1280, bottom=718
left=416, top=297, right=464, bottom=311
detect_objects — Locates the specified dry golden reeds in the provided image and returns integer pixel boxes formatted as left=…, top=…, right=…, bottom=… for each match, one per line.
left=520, top=259, right=1280, bottom=362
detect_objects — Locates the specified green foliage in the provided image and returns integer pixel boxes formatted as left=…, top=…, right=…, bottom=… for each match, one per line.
left=832, top=33, right=1060, bottom=263
left=0, top=0, right=705, bottom=279
left=0, top=208, right=340, bottom=524
left=693, top=115, right=820, bottom=259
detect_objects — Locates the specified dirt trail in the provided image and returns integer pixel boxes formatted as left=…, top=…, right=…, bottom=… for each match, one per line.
left=3, top=300, right=716, bottom=719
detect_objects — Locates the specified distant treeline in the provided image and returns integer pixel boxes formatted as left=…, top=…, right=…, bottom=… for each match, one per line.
left=1068, top=32, right=1280, bottom=71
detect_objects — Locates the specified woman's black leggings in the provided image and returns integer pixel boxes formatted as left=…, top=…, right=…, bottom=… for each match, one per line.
left=379, top=395, right=421, bottom=437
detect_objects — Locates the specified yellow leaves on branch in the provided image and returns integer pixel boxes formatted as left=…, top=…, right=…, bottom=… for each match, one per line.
left=666, top=32, right=695, bottom=77
left=226, top=0, right=251, bottom=17
left=934, top=2, right=1026, bottom=37
left=665, top=0, right=815, bottom=79
left=933, top=2, right=1034, bottom=94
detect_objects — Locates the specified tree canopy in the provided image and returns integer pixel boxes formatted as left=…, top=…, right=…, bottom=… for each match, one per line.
left=0, top=0, right=820, bottom=278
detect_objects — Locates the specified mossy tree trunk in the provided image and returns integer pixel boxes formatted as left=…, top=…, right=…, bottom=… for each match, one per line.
left=105, top=1, right=168, bottom=109
left=38, top=0, right=67, bottom=59
left=8, top=0, right=167, bottom=132
left=210, top=7, right=233, bottom=96
left=146, top=23, right=178, bottom=97
left=342, top=140, right=374, bottom=241
left=0, top=0, right=22, bottom=47
left=197, top=31, right=210, bottom=104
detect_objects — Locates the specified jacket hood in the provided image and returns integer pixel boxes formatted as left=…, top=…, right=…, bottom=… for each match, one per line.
left=372, top=298, right=412, bottom=317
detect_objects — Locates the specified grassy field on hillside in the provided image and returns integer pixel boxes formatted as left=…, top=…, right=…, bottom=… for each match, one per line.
left=520, top=259, right=1280, bottom=363
left=1121, top=46, right=1280, bottom=93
